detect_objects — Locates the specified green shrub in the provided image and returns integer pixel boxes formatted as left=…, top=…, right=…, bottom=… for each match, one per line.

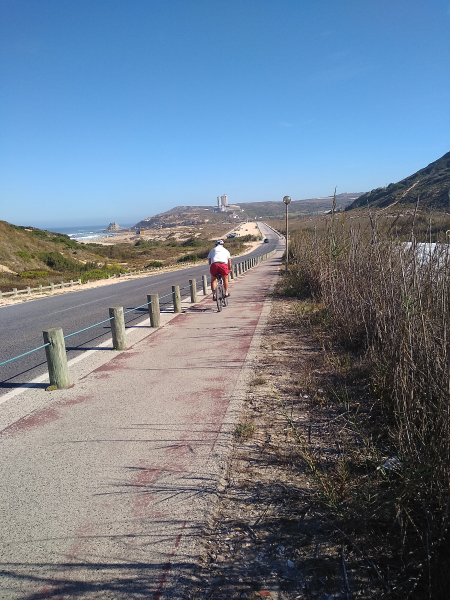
left=15, top=250, right=34, bottom=260
left=80, top=266, right=126, bottom=283
left=177, top=254, right=198, bottom=262
left=145, top=261, right=163, bottom=268
left=37, top=252, right=78, bottom=272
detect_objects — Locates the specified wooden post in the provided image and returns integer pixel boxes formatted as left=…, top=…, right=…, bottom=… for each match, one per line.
left=39, top=284, right=43, bottom=292
left=43, top=327, right=71, bottom=389
left=50, top=282, right=54, bottom=292
left=109, top=306, right=127, bottom=350
left=229, top=265, right=234, bottom=280
left=13, top=288, right=17, bottom=296
left=190, top=279, right=197, bottom=303
left=202, top=274, right=208, bottom=295
left=27, top=286, right=31, bottom=295
left=69, top=280, right=73, bottom=287
left=172, top=285, right=182, bottom=313
left=147, top=293, right=160, bottom=327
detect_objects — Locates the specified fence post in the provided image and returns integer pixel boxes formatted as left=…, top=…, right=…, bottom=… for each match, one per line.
left=202, top=274, right=208, bottom=295
left=172, top=285, right=182, bottom=313
left=27, top=286, right=31, bottom=295
left=42, top=327, right=71, bottom=389
left=50, top=283, right=54, bottom=292
left=229, top=265, right=234, bottom=280
left=13, top=288, right=17, bottom=296
left=190, top=279, right=197, bottom=303
left=147, top=293, right=160, bottom=327
left=109, top=306, right=127, bottom=350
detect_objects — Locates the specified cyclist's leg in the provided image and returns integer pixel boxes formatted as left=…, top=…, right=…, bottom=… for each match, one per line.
left=211, top=274, right=217, bottom=296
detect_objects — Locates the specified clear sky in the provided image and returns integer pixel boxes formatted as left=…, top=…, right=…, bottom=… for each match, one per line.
left=1, top=0, right=449, bottom=227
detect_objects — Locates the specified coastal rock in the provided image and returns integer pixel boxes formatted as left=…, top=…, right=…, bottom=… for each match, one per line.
left=106, top=222, right=120, bottom=232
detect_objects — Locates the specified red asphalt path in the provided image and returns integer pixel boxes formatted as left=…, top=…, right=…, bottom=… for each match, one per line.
left=0, top=251, right=282, bottom=599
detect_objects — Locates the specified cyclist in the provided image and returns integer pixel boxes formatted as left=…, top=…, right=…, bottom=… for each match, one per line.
left=208, top=239, right=232, bottom=299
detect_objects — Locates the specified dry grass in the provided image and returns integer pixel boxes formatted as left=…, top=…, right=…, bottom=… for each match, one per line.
left=275, top=205, right=450, bottom=598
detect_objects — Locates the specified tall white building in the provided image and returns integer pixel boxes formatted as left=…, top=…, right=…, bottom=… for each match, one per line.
left=217, top=194, right=228, bottom=209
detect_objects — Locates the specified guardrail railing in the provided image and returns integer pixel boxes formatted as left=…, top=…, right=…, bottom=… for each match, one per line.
left=0, top=250, right=276, bottom=390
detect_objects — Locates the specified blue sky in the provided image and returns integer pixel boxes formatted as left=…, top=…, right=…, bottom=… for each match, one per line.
left=1, top=0, right=449, bottom=227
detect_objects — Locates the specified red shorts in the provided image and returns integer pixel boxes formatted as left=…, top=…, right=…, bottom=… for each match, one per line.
left=210, top=262, right=229, bottom=277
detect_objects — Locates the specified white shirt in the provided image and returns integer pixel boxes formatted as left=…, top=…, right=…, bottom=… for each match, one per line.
left=208, top=245, right=231, bottom=264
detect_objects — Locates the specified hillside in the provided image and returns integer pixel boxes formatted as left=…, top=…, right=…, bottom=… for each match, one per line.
left=0, top=221, right=125, bottom=292
left=347, top=150, right=450, bottom=212
left=133, top=193, right=363, bottom=230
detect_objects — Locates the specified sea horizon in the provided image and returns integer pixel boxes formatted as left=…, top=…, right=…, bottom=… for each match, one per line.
left=39, top=224, right=135, bottom=241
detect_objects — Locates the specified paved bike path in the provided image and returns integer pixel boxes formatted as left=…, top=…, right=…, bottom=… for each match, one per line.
left=0, top=250, right=282, bottom=599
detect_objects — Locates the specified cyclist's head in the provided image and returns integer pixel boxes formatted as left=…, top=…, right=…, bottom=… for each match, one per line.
left=215, top=239, right=224, bottom=246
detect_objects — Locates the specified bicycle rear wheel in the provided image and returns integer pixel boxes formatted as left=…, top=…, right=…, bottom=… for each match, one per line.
left=216, top=279, right=223, bottom=312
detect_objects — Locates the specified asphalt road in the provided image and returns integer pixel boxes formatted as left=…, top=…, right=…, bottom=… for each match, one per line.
left=0, top=224, right=281, bottom=395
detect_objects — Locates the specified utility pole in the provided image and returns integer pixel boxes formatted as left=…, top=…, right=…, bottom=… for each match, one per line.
left=283, top=196, right=291, bottom=273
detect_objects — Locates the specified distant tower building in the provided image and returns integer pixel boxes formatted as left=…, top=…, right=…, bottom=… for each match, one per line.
left=217, top=196, right=222, bottom=208
left=220, top=194, right=228, bottom=206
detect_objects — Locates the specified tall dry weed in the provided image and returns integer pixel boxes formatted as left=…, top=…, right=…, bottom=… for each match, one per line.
left=284, top=214, right=450, bottom=592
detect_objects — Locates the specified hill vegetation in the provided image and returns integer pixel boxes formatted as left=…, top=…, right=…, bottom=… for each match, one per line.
left=0, top=221, right=128, bottom=292
left=347, top=150, right=450, bottom=211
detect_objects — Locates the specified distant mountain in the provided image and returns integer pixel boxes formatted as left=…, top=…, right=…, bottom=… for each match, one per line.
left=133, top=193, right=363, bottom=229
left=347, top=151, right=450, bottom=212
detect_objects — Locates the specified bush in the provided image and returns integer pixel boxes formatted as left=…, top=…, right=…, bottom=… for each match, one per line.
left=15, top=250, right=34, bottom=260
left=177, top=254, right=198, bottom=262
left=145, top=261, right=163, bottom=268
left=37, top=252, right=78, bottom=272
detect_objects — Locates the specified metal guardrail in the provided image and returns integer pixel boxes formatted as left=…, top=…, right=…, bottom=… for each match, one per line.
left=0, top=251, right=276, bottom=388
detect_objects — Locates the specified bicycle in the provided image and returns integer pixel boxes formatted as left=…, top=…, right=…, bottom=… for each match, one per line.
left=215, top=274, right=228, bottom=312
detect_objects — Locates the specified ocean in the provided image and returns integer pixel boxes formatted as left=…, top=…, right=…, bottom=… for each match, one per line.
left=42, top=224, right=135, bottom=241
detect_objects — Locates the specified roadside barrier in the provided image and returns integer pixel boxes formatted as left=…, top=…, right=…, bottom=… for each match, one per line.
left=0, top=250, right=276, bottom=389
